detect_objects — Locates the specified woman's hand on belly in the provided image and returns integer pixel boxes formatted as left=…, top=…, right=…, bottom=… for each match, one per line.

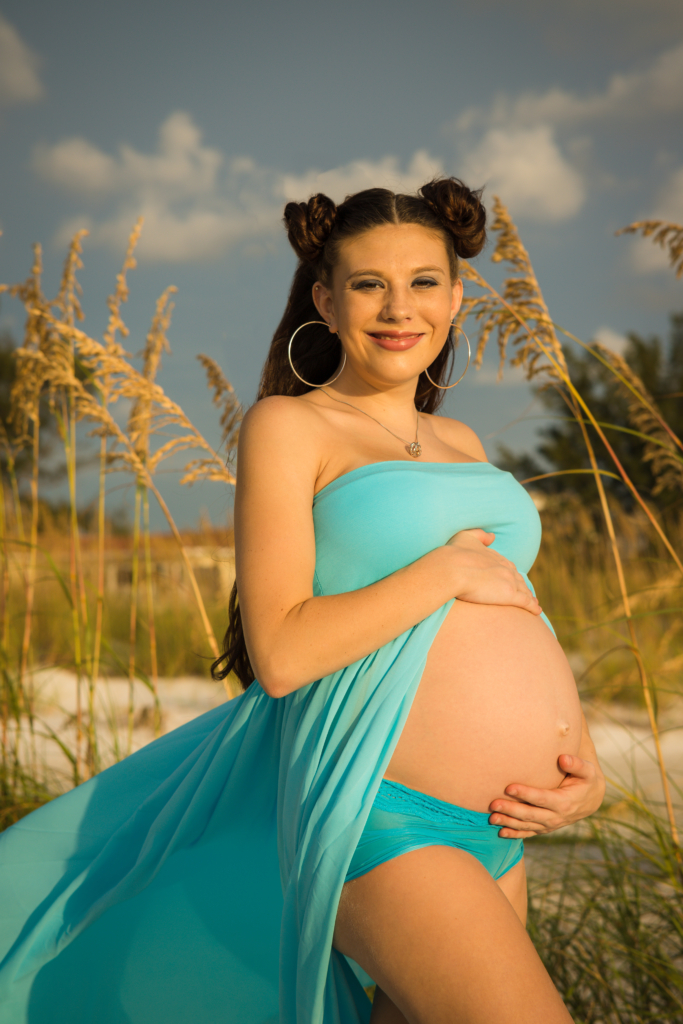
left=489, top=713, right=606, bottom=839
left=446, top=529, right=542, bottom=616
left=387, top=602, right=584, bottom=811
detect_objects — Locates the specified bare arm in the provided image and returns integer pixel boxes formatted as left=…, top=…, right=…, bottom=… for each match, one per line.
left=235, top=398, right=541, bottom=697
left=489, top=711, right=606, bottom=838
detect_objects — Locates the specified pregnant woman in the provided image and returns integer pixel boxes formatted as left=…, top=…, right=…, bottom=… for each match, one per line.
left=0, top=179, right=604, bottom=1024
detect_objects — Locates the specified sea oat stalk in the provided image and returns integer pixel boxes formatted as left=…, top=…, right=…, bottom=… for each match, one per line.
left=142, top=488, right=160, bottom=735
left=128, top=284, right=175, bottom=725
left=40, top=318, right=223, bottom=658
left=127, top=485, right=142, bottom=755
left=89, top=220, right=143, bottom=771
left=616, top=220, right=683, bottom=279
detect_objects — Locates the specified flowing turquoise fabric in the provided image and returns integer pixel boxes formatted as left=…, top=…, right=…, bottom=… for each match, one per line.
left=0, top=461, right=549, bottom=1024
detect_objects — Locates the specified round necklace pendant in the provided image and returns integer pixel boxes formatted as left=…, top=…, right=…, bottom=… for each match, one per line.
left=407, top=442, right=422, bottom=458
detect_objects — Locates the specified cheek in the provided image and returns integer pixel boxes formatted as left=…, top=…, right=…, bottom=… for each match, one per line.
left=422, top=291, right=454, bottom=319
left=338, top=292, right=380, bottom=326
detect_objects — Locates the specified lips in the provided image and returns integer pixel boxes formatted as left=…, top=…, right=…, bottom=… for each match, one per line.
left=367, top=331, right=424, bottom=351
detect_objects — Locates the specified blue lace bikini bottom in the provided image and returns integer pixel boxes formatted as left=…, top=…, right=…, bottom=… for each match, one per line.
left=346, top=779, right=524, bottom=882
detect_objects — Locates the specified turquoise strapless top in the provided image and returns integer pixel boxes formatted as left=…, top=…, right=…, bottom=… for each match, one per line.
left=0, top=461, right=549, bottom=1024
left=313, top=461, right=542, bottom=593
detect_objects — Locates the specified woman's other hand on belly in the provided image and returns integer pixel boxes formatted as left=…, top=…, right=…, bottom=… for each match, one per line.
left=445, top=529, right=542, bottom=615
left=489, top=715, right=606, bottom=839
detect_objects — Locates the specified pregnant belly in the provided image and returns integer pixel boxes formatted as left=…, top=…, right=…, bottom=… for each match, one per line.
left=385, top=602, right=582, bottom=812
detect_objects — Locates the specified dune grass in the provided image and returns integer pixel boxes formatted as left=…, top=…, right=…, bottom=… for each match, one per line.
left=528, top=798, right=683, bottom=1023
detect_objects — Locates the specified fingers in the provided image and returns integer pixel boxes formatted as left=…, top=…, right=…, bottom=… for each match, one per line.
left=467, top=528, right=495, bottom=545
left=514, top=589, right=542, bottom=615
left=450, top=528, right=495, bottom=547
left=499, top=785, right=560, bottom=811
left=489, top=805, right=560, bottom=837
left=488, top=801, right=556, bottom=835
left=490, top=762, right=603, bottom=839
left=557, top=753, right=595, bottom=779
left=506, top=581, right=542, bottom=615
left=498, top=827, right=543, bottom=840
left=489, top=800, right=558, bottom=827
left=491, top=815, right=547, bottom=835
left=446, top=531, right=543, bottom=614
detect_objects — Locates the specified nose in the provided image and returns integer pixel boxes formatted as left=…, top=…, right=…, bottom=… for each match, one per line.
left=379, top=284, right=414, bottom=323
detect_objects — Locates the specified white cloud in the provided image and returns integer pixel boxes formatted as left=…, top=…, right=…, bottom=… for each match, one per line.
left=457, top=41, right=683, bottom=132
left=451, top=42, right=683, bottom=225
left=461, top=126, right=585, bottom=222
left=0, top=15, right=43, bottom=107
left=627, top=165, right=683, bottom=274
left=38, top=113, right=282, bottom=261
left=36, top=113, right=447, bottom=262
left=593, top=327, right=629, bottom=355
left=34, top=112, right=224, bottom=198
left=34, top=137, right=119, bottom=194
left=281, top=150, right=443, bottom=203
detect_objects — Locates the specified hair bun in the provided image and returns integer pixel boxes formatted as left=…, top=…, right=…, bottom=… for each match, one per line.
left=284, top=193, right=338, bottom=263
left=419, top=178, right=486, bottom=259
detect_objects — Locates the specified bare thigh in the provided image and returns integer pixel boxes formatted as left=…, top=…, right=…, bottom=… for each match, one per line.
left=334, top=848, right=572, bottom=1024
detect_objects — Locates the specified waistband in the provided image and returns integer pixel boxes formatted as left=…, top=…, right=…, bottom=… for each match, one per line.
left=375, top=780, right=493, bottom=827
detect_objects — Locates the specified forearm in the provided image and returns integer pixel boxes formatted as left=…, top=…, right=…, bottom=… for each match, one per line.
left=243, top=546, right=457, bottom=696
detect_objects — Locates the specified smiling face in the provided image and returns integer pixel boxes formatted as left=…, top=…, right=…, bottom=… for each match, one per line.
left=313, top=222, right=462, bottom=394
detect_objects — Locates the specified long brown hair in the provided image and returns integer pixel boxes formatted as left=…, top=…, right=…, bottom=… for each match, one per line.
left=212, top=178, right=487, bottom=688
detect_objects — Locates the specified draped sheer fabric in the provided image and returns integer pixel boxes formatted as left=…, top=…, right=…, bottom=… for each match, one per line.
left=0, top=462, right=546, bottom=1023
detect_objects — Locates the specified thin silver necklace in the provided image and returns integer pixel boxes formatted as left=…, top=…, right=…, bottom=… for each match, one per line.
left=320, top=388, right=422, bottom=458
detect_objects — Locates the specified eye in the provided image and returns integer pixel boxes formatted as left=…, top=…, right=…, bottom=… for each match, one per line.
left=413, top=277, right=438, bottom=288
left=352, top=279, right=384, bottom=291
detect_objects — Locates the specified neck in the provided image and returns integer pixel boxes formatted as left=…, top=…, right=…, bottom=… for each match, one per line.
left=323, top=364, right=419, bottom=420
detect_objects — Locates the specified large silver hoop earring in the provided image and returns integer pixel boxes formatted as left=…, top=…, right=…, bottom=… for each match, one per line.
left=424, top=322, right=471, bottom=390
left=288, top=321, right=346, bottom=388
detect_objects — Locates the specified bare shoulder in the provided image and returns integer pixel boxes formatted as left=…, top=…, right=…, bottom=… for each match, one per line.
left=238, top=395, right=327, bottom=489
left=241, top=393, right=321, bottom=430
left=428, top=414, right=488, bottom=463
left=241, top=394, right=334, bottom=448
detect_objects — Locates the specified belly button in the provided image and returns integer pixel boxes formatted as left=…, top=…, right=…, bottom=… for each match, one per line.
left=558, top=721, right=571, bottom=736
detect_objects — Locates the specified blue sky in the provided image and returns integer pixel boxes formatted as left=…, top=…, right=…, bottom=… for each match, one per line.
left=1, top=0, right=682, bottom=527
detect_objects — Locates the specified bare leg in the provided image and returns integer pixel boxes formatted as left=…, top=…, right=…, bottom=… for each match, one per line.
left=367, top=857, right=530, bottom=1023
left=495, top=856, right=528, bottom=926
left=335, top=848, right=571, bottom=1024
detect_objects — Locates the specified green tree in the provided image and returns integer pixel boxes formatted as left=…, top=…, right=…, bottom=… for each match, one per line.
left=498, top=312, right=683, bottom=512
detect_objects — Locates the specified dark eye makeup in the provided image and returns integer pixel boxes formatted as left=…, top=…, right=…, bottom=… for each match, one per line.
left=351, top=276, right=440, bottom=291
left=352, top=279, right=383, bottom=290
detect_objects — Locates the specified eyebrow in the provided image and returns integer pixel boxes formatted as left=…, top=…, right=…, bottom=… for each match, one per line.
left=346, top=265, right=446, bottom=282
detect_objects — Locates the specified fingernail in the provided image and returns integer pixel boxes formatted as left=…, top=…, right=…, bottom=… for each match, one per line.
left=508, top=788, right=518, bottom=797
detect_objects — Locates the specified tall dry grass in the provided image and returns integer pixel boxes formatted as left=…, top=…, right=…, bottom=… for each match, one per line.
left=530, top=494, right=683, bottom=707
left=0, top=221, right=241, bottom=798
left=528, top=795, right=683, bottom=1022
